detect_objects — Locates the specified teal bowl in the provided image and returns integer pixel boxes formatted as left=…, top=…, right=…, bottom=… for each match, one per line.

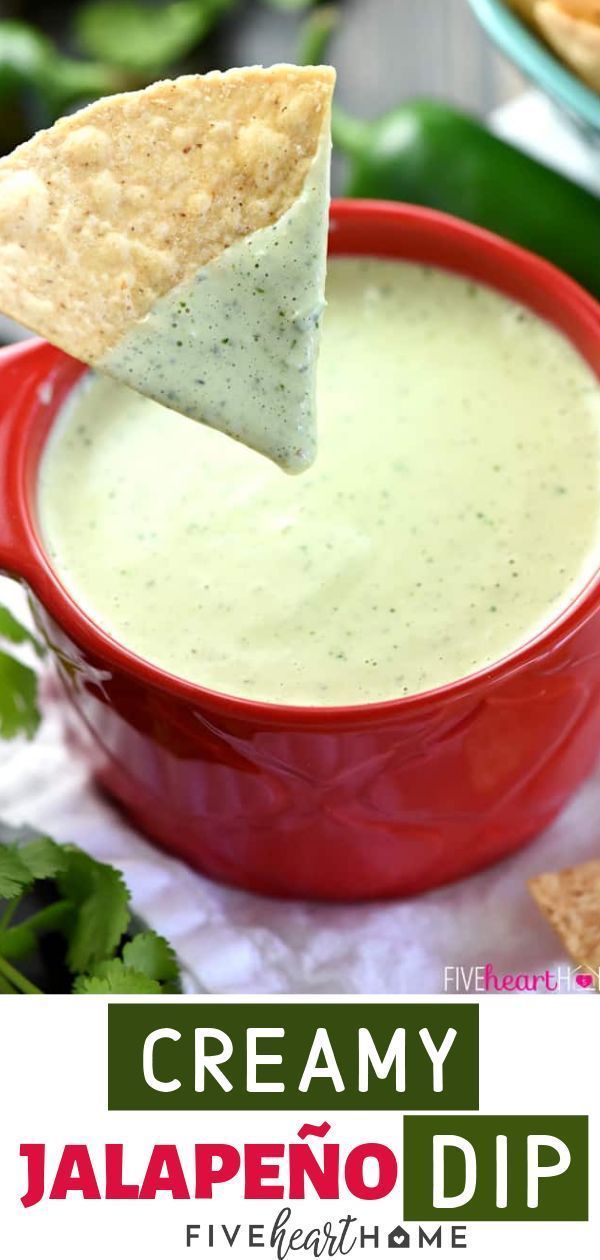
left=468, top=0, right=600, bottom=141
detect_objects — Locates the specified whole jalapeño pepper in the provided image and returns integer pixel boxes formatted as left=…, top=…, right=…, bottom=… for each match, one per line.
left=332, top=98, right=600, bottom=298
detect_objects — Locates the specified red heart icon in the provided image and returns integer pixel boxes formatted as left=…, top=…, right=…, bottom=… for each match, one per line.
left=576, top=974, right=593, bottom=988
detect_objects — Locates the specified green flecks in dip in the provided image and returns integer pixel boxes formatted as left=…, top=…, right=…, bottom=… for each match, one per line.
left=38, top=258, right=600, bottom=706
left=100, top=134, right=330, bottom=474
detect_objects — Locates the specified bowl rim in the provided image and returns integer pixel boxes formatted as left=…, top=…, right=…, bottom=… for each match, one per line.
left=3, top=197, right=600, bottom=727
left=468, top=0, right=600, bottom=132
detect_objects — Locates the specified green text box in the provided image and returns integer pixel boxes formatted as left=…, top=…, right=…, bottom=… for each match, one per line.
left=108, top=1002, right=478, bottom=1111
left=404, top=1115, right=588, bottom=1221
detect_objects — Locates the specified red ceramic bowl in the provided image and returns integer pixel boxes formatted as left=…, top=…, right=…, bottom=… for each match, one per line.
left=1, top=200, right=599, bottom=901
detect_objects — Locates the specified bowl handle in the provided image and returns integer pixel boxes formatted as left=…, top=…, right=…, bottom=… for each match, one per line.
left=0, top=340, right=54, bottom=583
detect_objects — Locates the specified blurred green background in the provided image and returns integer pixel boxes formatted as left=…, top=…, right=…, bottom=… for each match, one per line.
left=0, top=0, right=523, bottom=163
left=4, top=2, right=600, bottom=326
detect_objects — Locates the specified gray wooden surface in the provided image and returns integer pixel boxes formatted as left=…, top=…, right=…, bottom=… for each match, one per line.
left=226, top=0, right=525, bottom=117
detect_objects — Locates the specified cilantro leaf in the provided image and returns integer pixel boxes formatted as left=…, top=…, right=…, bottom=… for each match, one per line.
left=0, top=605, right=44, bottom=658
left=57, top=848, right=130, bottom=973
left=0, top=830, right=68, bottom=899
left=0, top=606, right=43, bottom=740
left=0, top=828, right=181, bottom=994
left=0, top=650, right=40, bottom=739
left=19, top=836, right=69, bottom=881
left=122, top=930, right=180, bottom=986
left=0, top=846, right=34, bottom=899
left=0, top=826, right=64, bottom=898
left=0, top=921, right=37, bottom=959
left=0, top=899, right=72, bottom=960
left=74, top=959, right=162, bottom=995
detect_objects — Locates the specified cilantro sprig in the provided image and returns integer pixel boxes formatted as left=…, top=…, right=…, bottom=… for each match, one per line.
left=0, top=603, right=44, bottom=740
left=0, top=826, right=181, bottom=995
left=0, top=604, right=182, bottom=994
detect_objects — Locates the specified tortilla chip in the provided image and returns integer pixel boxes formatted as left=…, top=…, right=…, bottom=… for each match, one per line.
left=508, top=0, right=540, bottom=23
left=0, top=65, right=335, bottom=363
left=553, top=1, right=600, bottom=23
left=529, top=859, right=600, bottom=974
left=535, top=2, right=600, bottom=90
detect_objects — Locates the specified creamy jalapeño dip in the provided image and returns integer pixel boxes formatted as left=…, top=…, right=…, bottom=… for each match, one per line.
left=38, top=257, right=600, bottom=706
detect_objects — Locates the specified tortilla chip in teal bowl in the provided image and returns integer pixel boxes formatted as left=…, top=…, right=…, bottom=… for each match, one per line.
left=468, top=0, right=600, bottom=143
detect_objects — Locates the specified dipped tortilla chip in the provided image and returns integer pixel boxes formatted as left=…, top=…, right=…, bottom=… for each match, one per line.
left=529, top=859, right=600, bottom=975
left=0, top=66, right=335, bottom=469
left=0, top=66, right=333, bottom=362
left=535, top=2, right=600, bottom=90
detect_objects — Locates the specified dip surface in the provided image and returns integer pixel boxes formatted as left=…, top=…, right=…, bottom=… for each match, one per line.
left=38, top=258, right=600, bottom=706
